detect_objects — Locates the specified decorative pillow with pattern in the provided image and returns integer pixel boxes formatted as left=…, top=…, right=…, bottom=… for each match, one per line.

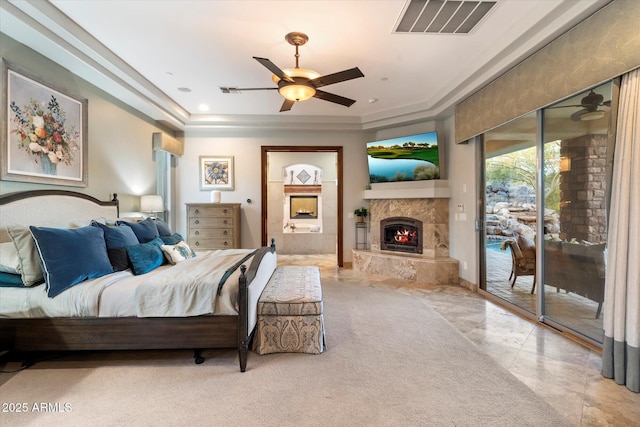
left=161, top=241, right=196, bottom=265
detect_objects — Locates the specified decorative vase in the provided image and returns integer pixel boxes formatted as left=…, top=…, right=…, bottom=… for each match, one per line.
left=40, top=155, right=58, bottom=175
left=357, top=216, right=364, bottom=223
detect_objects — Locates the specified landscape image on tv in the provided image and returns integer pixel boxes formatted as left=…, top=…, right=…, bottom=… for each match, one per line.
left=367, top=131, right=440, bottom=183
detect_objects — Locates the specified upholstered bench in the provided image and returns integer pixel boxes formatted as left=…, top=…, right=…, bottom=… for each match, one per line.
left=253, top=266, right=325, bottom=355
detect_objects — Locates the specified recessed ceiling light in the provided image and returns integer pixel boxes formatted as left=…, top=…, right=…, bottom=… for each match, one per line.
left=381, top=77, right=389, bottom=82
left=177, top=87, right=191, bottom=93
left=198, top=104, right=210, bottom=112
left=368, top=98, right=379, bottom=104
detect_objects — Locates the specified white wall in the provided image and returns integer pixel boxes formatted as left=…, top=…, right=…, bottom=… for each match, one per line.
left=177, top=130, right=369, bottom=260
left=446, top=116, right=479, bottom=286
left=0, top=35, right=164, bottom=214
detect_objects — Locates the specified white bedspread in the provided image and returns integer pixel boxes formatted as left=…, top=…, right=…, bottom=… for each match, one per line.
left=135, top=249, right=254, bottom=317
left=0, top=249, right=257, bottom=318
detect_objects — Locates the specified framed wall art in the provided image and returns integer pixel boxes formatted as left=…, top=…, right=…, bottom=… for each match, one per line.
left=199, top=155, right=234, bottom=190
left=2, top=59, right=88, bottom=187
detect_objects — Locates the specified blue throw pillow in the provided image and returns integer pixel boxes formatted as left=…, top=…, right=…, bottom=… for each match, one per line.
left=91, top=221, right=139, bottom=271
left=160, top=233, right=184, bottom=245
left=0, top=272, right=25, bottom=288
left=29, top=226, right=113, bottom=298
left=153, top=219, right=172, bottom=236
left=126, top=237, right=165, bottom=275
left=116, top=217, right=159, bottom=243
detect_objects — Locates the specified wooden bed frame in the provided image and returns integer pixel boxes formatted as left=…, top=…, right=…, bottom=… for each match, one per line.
left=0, top=190, right=276, bottom=372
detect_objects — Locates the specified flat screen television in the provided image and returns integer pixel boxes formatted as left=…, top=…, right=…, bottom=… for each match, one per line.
left=367, top=131, right=440, bottom=183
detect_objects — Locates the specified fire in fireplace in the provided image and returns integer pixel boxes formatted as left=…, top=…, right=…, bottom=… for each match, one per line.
left=380, top=217, right=423, bottom=254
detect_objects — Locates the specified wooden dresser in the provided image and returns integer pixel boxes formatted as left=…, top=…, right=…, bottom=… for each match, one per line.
left=186, top=203, right=241, bottom=250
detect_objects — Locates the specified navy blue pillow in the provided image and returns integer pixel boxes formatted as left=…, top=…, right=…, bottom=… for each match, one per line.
left=116, top=217, right=159, bottom=243
left=0, top=272, right=25, bottom=288
left=160, top=233, right=184, bottom=245
left=126, top=237, right=165, bottom=275
left=153, top=219, right=172, bottom=236
left=29, top=226, right=113, bottom=298
left=91, top=221, right=139, bottom=271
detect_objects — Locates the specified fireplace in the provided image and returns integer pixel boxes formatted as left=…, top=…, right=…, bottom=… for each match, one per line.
left=380, top=217, right=423, bottom=254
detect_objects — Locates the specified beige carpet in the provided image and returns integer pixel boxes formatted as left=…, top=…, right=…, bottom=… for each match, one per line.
left=0, top=279, right=568, bottom=426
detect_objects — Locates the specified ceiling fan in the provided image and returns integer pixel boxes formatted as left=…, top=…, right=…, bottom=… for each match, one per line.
left=223, top=32, right=364, bottom=112
left=553, top=90, right=611, bottom=121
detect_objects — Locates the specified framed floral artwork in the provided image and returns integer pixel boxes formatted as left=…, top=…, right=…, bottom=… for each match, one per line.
left=2, top=59, right=88, bottom=187
left=199, top=155, right=234, bottom=190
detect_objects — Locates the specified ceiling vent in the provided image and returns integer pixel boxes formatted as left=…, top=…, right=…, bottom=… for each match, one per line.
left=395, top=0, right=497, bottom=34
left=219, top=87, right=242, bottom=94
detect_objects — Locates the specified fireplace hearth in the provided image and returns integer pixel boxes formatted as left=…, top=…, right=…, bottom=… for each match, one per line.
left=380, top=217, right=423, bottom=254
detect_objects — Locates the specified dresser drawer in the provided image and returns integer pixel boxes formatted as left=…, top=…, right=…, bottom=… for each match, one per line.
left=189, top=229, right=232, bottom=239
left=186, top=203, right=241, bottom=249
left=190, top=238, right=235, bottom=249
left=188, top=217, right=234, bottom=228
left=188, top=206, right=234, bottom=218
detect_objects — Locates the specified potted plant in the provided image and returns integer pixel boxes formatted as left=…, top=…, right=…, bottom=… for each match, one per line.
left=354, top=207, right=368, bottom=223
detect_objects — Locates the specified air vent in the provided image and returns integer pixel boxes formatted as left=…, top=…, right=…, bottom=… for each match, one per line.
left=395, top=0, right=496, bottom=34
left=219, top=87, right=242, bottom=94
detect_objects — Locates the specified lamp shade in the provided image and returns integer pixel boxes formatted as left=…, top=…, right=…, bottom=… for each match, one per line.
left=279, top=84, right=316, bottom=101
left=140, top=195, right=164, bottom=212
left=272, top=68, right=320, bottom=102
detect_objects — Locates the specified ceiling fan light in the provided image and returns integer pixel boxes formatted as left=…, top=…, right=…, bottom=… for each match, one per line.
left=580, top=110, right=605, bottom=121
left=279, top=84, right=316, bottom=101
left=272, top=67, right=321, bottom=84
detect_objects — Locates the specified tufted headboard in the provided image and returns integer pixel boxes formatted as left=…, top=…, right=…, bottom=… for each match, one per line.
left=0, top=190, right=119, bottom=242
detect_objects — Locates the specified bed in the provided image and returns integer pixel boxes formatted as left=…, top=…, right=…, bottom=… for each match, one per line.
left=0, top=190, right=277, bottom=371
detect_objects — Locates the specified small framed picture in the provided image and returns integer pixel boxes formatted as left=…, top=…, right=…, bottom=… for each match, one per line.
left=199, top=155, right=234, bottom=190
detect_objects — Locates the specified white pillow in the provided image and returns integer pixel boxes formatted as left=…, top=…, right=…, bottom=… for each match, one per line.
left=0, top=241, right=21, bottom=274
left=161, top=241, right=196, bottom=265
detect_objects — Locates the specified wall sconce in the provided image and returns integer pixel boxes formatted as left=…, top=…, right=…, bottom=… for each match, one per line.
left=559, top=157, right=571, bottom=172
left=140, top=195, right=164, bottom=218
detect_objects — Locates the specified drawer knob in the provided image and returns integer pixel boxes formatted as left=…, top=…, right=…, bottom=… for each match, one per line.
left=223, top=230, right=228, bottom=235
left=223, top=220, right=228, bottom=225
left=224, top=241, right=228, bottom=246
left=195, top=242, right=200, bottom=246
left=195, top=231, right=200, bottom=235
left=195, top=220, right=200, bottom=224
left=195, top=209, right=200, bottom=214
left=223, top=209, right=228, bottom=214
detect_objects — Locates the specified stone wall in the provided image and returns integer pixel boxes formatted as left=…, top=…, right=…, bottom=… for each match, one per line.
left=353, top=197, right=459, bottom=287
left=369, top=198, right=449, bottom=258
left=559, top=134, right=608, bottom=243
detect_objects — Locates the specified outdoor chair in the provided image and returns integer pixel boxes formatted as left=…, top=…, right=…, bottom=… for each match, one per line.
left=503, top=234, right=536, bottom=294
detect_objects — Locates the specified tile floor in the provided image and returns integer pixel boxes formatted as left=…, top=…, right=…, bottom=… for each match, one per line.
left=278, top=254, right=640, bottom=427
left=485, top=248, right=603, bottom=341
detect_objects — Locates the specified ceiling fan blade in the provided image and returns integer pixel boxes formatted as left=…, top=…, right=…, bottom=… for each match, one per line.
left=234, top=88, right=278, bottom=91
left=253, top=57, right=294, bottom=83
left=220, top=87, right=277, bottom=93
left=309, top=67, right=364, bottom=88
left=313, top=89, right=356, bottom=107
left=280, top=99, right=295, bottom=112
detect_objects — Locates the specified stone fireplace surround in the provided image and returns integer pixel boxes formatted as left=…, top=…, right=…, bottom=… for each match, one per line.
left=352, top=181, right=460, bottom=287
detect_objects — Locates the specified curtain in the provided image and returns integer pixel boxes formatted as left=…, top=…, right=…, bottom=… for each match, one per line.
left=602, top=67, right=640, bottom=393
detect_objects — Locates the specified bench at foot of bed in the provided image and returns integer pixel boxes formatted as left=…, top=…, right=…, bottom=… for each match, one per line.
left=253, top=266, right=325, bottom=355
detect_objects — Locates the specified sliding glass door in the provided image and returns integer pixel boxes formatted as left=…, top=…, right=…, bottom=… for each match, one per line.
left=480, top=81, right=615, bottom=344
left=482, top=112, right=538, bottom=316
left=540, top=82, right=614, bottom=343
